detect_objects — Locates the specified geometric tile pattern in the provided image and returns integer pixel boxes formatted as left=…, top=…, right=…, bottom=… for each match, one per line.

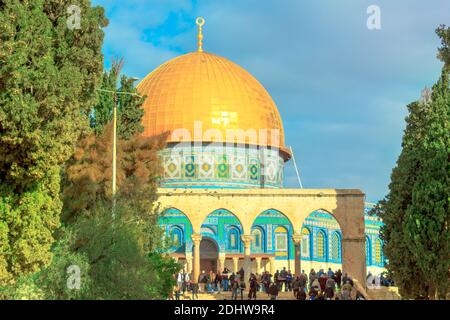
left=160, top=144, right=285, bottom=188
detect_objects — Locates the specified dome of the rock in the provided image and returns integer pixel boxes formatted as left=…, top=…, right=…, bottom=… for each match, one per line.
left=137, top=51, right=289, bottom=155
left=136, top=18, right=291, bottom=188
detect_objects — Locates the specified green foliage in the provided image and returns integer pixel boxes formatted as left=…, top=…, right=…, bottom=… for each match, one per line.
left=0, top=0, right=107, bottom=190
left=37, top=126, right=175, bottom=299
left=436, top=25, right=450, bottom=70
left=117, top=75, right=145, bottom=139
left=65, top=199, right=177, bottom=299
left=403, top=71, right=450, bottom=299
left=0, top=273, right=44, bottom=300
left=377, top=37, right=450, bottom=299
left=147, top=252, right=180, bottom=298
left=0, top=167, right=61, bottom=284
left=61, top=124, right=166, bottom=223
left=0, top=0, right=107, bottom=286
left=90, top=59, right=145, bottom=139
left=35, top=227, right=92, bottom=300
left=36, top=198, right=178, bottom=300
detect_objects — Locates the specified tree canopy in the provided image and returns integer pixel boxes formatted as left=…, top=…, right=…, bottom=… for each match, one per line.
left=375, top=26, right=450, bottom=299
left=0, top=0, right=107, bottom=284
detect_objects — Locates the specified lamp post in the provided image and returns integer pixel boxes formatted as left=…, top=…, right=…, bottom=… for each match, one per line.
left=97, top=77, right=140, bottom=217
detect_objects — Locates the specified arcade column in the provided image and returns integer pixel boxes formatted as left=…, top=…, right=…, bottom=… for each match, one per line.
left=255, top=257, right=262, bottom=274
left=232, top=257, right=239, bottom=273
left=191, top=233, right=202, bottom=283
left=218, top=253, right=226, bottom=272
left=269, top=257, right=275, bottom=274
left=292, top=233, right=302, bottom=277
left=241, top=234, right=253, bottom=283
left=185, top=252, right=193, bottom=274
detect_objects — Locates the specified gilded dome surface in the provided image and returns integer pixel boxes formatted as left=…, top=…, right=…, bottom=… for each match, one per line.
left=137, top=51, right=288, bottom=154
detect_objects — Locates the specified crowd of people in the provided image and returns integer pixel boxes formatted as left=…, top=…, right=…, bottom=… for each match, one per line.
left=172, top=267, right=373, bottom=300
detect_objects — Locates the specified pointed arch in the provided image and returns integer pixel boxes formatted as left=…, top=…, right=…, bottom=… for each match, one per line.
left=331, top=231, right=342, bottom=262
left=301, top=227, right=312, bottom=259
left=158, top=207, right=193, bottom=253
left=251, top=209, right=294, bottom=257
left=200, top=208, right=245, bottom=253
left=316, top=230, right=327, bottom=259
left=251, top=226, right=265, bottom=252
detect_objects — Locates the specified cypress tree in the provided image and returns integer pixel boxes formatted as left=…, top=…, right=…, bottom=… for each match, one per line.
left=376, top=26, right=450, bottom=299
left=0, top=0, right=107, bottom=283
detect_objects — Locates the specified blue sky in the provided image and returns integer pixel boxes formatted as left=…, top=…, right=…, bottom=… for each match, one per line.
left=92, top=0, right=449, bottom=202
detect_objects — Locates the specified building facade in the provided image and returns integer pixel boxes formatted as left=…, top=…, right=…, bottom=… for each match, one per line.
left=137, top=18, right=385, bottom=285
left=159, top=203, right=385, bottom=276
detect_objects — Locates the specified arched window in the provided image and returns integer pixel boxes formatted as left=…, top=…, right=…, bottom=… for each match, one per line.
left=366, top=236, right=372, bottom=265
left=169, top=226, right=183, bottom=248
left=301, top=227, right=310, bottom=258
left=316, top=230, right=325, bottom=258
left=331, top=232, right=341, bottom=261
left=274, top=226, right=288, bottom=252
left=251, top=228, right=263, bottom=252
left=228, top=227, right=240, bottom=251
left=375, top=238, right=382, bottom=264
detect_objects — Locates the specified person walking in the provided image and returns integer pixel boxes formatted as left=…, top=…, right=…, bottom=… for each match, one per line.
left=268, top=282, right=279, bottom=300
left=215, top=271, right=222, bottom=293
left=292, top=276, right=301, bottom=299
left=301, top=270, right=308, bottom=288
left=325, top=275, right=336, bottom=296
left=183, top=272, right=190, bottom=294
left=177, top=272, right=184, bottom=292
left=341, top=280, right=353, bottom=300
left=231, top=280, right=239, bottom=300
left=274, top=270, right=280, bottom=291
left=248, top=274, right=258, bottom=300
left=327, top=268, right=334, bottom=278
left=334, top=269, right=342, bottom=289
left=279, top=267, right=288, bottom=291
left=309, top=269, right=317, bottom=288
left=256, top=273, right=263, bottom=292
left=297, top=287, right=307, bottom=300
left=239, top=276, right=246, bottom=300
left=342, top=273, right=352, bottom=286
left=174, top=285, right=181, bottom=300
left=206, top=272, right=212, bottom=293
left=222, top=268, right=229, bottom=292
left=239, top=267, right=245, bottom=280
left=318, top=273, right=327, bottom=293
left=229, top=272, right=235, bottom=286
left=286, top=270, right=293, bottom=292
left=198, top=270, right=206, bottom=293
left=191, top=282, right=199, bottom=300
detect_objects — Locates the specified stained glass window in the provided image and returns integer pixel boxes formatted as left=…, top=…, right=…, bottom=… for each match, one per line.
left=251, top=228, right=263, bottom=250
left=301, top=228, right=310, bottom=257
left=375, top=239, right=382, bottom=264
left=317, top=231, right=325, bottom=258
left=169, top=226, right=183, bottom=248
left=274, top=226, right=287, bottom=251
left=228, top=228, right=239, bottom=251
left=331, top=232, right=341, bottom=260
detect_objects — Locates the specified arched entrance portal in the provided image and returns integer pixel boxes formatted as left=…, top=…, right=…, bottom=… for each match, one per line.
left=200, top=238, right=219, bottom=273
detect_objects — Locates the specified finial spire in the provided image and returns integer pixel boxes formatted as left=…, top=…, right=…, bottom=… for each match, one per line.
left=196, top=17, right=205, bottom=52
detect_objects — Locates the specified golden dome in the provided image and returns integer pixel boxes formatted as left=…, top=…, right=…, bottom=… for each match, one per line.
left=137, top=51, right=290, bottom=157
